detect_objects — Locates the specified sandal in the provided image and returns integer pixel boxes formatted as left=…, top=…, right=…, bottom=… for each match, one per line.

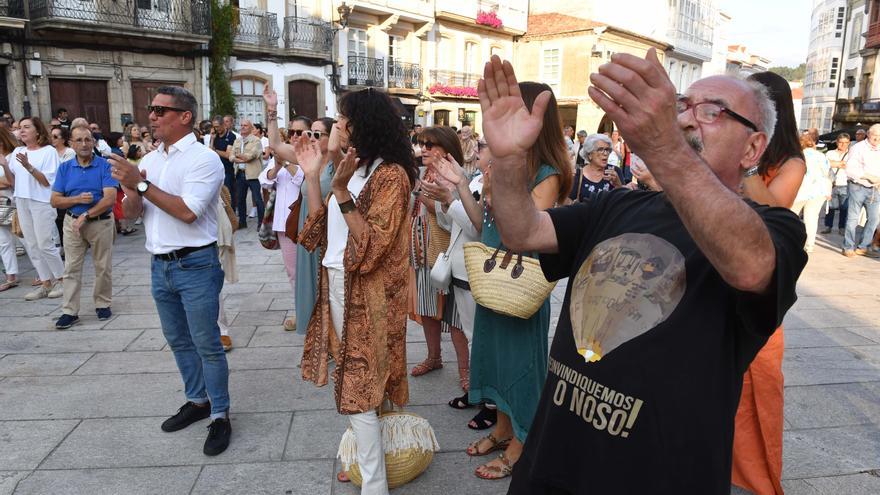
left=410, top=357, right=443, bottom=377
left=458, top=366, right=470, bottom=391
left=475, top=452, right=514, bottom=480
left=448, top=391, right=470, bottom=410
left=31, top=278, right=42, bottom=286
left=0, top=280, right=19, bottom=292
left=336, top=470, right=350, bottom=483
left=120, top=228, right=138, bottom=236
left=468, top=406, right=497, bottom=430
left=466, top=433, right=511, bottom=457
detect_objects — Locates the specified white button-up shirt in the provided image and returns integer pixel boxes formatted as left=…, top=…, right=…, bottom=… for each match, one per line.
left=138, top=133, right=224, bottom=255
left=258, top=162, right=304, bottom=233
left=846, top=139, right=880, bottom=188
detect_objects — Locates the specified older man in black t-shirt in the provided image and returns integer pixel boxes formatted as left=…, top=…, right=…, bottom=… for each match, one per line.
left=475, top=51, right=806, bottom=494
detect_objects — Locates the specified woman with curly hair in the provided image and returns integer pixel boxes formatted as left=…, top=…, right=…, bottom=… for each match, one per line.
left=269, top=86, right=417, bottom=494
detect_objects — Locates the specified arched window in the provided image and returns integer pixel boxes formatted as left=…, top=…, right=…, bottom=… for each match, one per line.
left=231, top=76, right=267, bottom=125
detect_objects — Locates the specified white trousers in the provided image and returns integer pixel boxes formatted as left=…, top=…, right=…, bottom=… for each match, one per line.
left=16, top=198, right=64, bottom=281
left=0, top=224, right=18, bottom=276
left=452, top=285, right=476, bottom=344
left=792, top=196, right=825, bottom=251
left=327, top=267, right=389, bottom=495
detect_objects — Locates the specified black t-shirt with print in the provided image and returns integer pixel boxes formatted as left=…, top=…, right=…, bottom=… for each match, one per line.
left=508, top=189, right=807, bottom=495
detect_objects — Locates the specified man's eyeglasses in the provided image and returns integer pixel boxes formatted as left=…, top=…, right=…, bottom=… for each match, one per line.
left=675, top=97, right=759, bottom=133
left=147, top=105, right=188, bottom=117
left=418, top=140, right=436, bottom=150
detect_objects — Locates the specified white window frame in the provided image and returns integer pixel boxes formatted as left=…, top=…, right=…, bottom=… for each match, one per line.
left=348, top=28, right=368, bottom=58
left=540, top=46, right=562, bottom=95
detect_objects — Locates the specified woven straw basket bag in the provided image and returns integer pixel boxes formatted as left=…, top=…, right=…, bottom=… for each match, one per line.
left=463, top=242, right=557, bottom=319
left=338, top=411, right=440, bottom=489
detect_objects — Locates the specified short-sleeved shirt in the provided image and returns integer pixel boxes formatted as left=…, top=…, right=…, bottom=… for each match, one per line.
left=212, top=130, right=237, bottom=171
left=51, top=155, right=118, bottom=215
left=10, top=145, right=60, bottom=203
left=569, top=167, right=622, bottom=202
left=139, top=133, right=224, bottom=254
left=510, top=190, right=807, bottom=495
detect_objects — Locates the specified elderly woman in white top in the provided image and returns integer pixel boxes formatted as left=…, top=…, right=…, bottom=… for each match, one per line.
left=259, top=122, right=305, bottom=331
left=2, top=117, right=64, bottom=300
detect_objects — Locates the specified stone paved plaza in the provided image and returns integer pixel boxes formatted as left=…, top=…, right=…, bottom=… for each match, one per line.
left=1, top=224, right=879, bottom=495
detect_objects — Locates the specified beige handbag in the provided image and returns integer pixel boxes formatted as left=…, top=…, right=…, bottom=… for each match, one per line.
left=463, top=241, right=556, bottom=319
left=11, top=209, right=23, bottom=238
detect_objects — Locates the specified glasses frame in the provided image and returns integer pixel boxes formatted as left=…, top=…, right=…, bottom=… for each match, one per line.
left=676, top=96, right=759, bottom=133
left=417, top=140, right=436, bottom=150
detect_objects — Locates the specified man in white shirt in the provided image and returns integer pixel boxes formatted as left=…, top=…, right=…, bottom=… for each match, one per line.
left=843, top=124, right=880, bottom=257
left=111, top=86, right=232, bottom=456
left=822, top=133, right=851, bottom=235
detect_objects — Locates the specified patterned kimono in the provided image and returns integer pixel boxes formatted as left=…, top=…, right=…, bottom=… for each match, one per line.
left=298, top=163, right=411, bottom=414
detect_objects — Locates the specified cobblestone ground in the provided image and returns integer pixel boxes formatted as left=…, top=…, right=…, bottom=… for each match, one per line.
left=1, top=224, right=879, bottom=495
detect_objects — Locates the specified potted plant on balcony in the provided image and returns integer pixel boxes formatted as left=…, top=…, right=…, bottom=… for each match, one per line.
left=476, top=10, right=502, bottom=29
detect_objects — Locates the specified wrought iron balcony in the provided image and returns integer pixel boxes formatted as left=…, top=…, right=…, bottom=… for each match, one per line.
left=387, top=60, right=421, bottom=90
left=348, top=56, right=384, bottom=87
left=429, top=70, right=481, bottom=88
left=234, top=9, right=280, bottom=47
left=283, top=16, right=332, bottom=56
left=0, top=0, right=25, bottom=18
left=27, top=0, right=210, bottom=37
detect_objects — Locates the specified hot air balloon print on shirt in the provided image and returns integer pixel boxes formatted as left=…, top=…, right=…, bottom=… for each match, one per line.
left=569, top=233, right=686, bottom=362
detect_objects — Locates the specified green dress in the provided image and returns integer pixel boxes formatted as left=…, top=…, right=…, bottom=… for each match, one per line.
left=469, top=164, right=558, bottom=442
left=294, top=162, right=334, bottom=335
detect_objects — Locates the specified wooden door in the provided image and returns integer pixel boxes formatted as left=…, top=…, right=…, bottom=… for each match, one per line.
left=288, top=79, right=318, bottom=121
left=131, top=80, right=184, bottom=128
left=49, top=79, right=110, bottom=133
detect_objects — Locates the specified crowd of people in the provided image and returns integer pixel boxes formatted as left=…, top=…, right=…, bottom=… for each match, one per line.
left=4, top=47, right=879, bottom=495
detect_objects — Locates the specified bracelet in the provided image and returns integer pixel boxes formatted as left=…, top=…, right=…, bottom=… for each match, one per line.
left=267, top=109, right=278, bottom=120
left=743, top=166, right=760, bottom=178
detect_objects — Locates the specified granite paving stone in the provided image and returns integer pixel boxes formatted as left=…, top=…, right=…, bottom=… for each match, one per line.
left=0, top=472, right=28, bottom=495
left=191, top=460, right=334, bottom=495
left=0, top=330, right=141, bottom=354
left=783, top=424, right=880, bottom=479
left=13, top=466, right=201, bottom=495
left=41, top=413, right=291, bottom=469
left=785, top=381, right=880, bottom=430
left=0, top=353, right=93, bottom=376
left=0, top=420, right=80, bottom=470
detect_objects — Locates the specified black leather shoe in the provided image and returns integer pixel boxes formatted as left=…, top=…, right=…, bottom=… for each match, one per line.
left=203, top=417, right=232, bottom=456
left=161, top=402, right=211, bottom=432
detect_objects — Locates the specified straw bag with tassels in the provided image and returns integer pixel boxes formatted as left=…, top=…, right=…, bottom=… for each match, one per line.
left=463, top=241, right=556, bottom=319
left=337, top=407, right=440, bottom=489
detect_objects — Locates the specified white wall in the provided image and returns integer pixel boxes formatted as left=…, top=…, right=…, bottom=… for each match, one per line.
left=230, top=59, right=335, bottom=126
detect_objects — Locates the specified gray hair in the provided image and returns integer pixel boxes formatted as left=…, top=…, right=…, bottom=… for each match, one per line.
left=579, top=133, right=613, bottom=163
left=744, top=79, right=777, bottom=143
left=156, top=86, right=198, bottom=119
left=576, top=130, right=587, bottom=138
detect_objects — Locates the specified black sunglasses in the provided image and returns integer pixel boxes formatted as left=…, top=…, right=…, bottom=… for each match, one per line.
left=418, top=140, right=436, bottom=150
left=147, top=105, right=188, bottom=117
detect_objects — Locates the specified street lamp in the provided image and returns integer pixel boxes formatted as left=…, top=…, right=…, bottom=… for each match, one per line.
left=337, top=2, right=351, bottom=29
left=328, top=2, right=352, bottom=94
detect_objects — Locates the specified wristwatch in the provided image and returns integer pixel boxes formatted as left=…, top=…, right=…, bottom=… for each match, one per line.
left=338, top=198, right=356, bottom=214
left=136, top=180, right=151, bottom=196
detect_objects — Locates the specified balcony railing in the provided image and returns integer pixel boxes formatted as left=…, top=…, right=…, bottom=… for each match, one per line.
left=283, top=16, right=332, bottom=56
left=835, top=98, right=880, bottom=120
left=867, top=22, right=880, bottom=50
left=234, top=9, right=280, bottom=47
left=348, top=56, right=384, bottom=87
left=28, top=0, right=210, bottom=36
left=0, top=0, right=25, bottom=18
left=429, top=70, right=481, bottom=88
left=387, top=60, right=421, bottom=90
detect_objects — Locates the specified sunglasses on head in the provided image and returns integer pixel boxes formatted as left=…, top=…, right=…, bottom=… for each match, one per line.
left=147, top=105, right=188, bottom=117
left=418, top=140, right=436, bottom=150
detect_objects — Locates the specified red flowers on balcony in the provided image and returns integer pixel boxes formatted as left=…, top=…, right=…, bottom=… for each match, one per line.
left=428, top=83, right=479, bottom=97
left=476, top=10, right=503, bottom=29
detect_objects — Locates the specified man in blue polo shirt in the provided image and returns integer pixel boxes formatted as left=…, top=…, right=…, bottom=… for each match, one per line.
left=50, top=126, right=118, bottom=329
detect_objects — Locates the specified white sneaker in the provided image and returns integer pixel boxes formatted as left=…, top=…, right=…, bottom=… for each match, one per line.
left=134, top=217, right=142, bottom=225
left=47, top=281, right=64, bottom=298
left=24, top=285, right=50, bottom=301
left=248, top=207, right=257, bottom=218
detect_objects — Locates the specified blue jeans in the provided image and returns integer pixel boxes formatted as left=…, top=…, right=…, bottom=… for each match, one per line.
left=236, top=172, right=264, bottom=226
left=824, top=185, right=848, bottom=229
left=151, top=246, right=229, bottom=418
left=844, top=183, right=880, bottom=250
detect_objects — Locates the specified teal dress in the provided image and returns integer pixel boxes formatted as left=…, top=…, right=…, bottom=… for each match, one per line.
left=469, top=164, right=557, bottom=442
left=294, top=162, right=334, bottom=335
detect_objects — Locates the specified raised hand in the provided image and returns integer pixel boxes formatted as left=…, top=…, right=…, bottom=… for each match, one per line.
left=587, top=48, right=683, bottom=167
left=433, top=153, right=466, bottom=187
left=262, top=85, right=278, bottom=108
left=331, top=148, right=359, bottom=194
left=477, top=55, right=551, bottom=160
left=292, top=134, right=324, bottom=178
